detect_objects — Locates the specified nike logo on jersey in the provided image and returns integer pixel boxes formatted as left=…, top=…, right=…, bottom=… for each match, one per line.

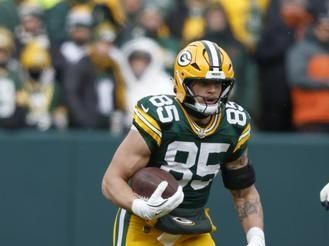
left=141, top=104, right=149, bottom=113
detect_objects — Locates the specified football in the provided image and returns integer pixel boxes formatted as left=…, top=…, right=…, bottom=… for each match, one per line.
left=131, top=167, right=179, bottom=199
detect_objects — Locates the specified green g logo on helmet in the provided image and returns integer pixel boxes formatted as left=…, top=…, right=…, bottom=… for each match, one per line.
left=177, top=50, right=192, bottom=67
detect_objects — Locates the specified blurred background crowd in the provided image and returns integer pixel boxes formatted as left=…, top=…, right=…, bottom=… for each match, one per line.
left=0, top=0, right=328, bottom=133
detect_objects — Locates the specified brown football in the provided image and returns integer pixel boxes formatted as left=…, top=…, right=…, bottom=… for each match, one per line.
left=131, top=167, right=178, bottom=199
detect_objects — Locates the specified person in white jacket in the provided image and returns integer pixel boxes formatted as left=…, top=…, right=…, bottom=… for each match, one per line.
left=320, top=182, right=329, bottom=210
left=121, top=37, right=174, bottom=124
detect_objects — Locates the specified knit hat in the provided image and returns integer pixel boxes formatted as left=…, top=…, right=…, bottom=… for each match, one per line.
left=66, top=5, right=93, bottom=29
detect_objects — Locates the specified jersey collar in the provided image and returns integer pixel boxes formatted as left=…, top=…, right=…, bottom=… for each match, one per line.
left=177, top=99, right=222, bottom=139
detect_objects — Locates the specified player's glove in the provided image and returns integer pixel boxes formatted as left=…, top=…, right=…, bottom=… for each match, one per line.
left=246, top=227, right=265, bottom=246
left=320, top=182, right=329, bottom=210
left=131, top=181, right=184, bottom=220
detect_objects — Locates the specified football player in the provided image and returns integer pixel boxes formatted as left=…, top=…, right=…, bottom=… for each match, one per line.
left=102, top=40, right=265, bottom=246
left=320, top=182, right=329, bottom=210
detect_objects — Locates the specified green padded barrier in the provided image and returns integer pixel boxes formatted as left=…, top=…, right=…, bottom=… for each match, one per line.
left=0, top=131, right=328, bottom=246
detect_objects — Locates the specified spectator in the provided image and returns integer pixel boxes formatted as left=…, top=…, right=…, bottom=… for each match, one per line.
left=90, top=22, right=127, bottom=132
left=0, top=27, right=27, bottom=129
left=165, top=0, right=208, bottom=44
left=51, top=4, right=93, bottom=84
left=92, top=0, right=125, bottom=29
left=287, top=12, right=329, bottom=132
left=121, top=37, right=174, bottom=123
left=254, top=0, right=310, bottom=131
left=14, top=2, right=50, bottom=58
left=63, top=22, right=126, bottom=130
left=279, top=0, right=313, bottom=38
left=119, top=4, right=180, bottom=73
left=218, top=0, right=269, bottom=51
left=164, top=0, right=186, bottom=40
left=116, top=0, right=144, bottom=45
left=20, top=42, right=67, bottom=131
left=121, top=0, right=144, bottom=22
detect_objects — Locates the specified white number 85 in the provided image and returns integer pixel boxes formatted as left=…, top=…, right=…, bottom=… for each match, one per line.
left=226, top=102, right=247, bottom=126
left=149, top=95, right=180, bottom=123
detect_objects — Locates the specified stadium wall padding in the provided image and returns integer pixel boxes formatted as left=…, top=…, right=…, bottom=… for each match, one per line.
left=0, top=131, right=328, bottom=246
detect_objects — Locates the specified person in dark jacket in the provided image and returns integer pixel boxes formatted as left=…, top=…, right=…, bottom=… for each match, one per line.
left=63, top=54, right=98, bottom=129
left=63, top=23, right=126, bottom=130
left=254, top=0, right=310, bottom=131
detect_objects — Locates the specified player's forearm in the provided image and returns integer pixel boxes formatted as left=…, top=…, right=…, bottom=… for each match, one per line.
left=231, top=185, right=264, bottom=232
left=102, top=174, right=136, bottom=211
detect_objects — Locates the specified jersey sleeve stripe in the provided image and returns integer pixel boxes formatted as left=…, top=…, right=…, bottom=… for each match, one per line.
left=233, top=124, right=251, bottom=153
left=239, top=123, right=251, bottom=141
left=133, top=114, right=162, bottom=146
left=135, top=106, right=161, bottom=132
left=133, top=108, right=162, bottom=146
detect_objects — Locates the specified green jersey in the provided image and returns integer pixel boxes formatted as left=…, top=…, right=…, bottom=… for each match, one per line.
left=132, top=95, right=251, bottom=209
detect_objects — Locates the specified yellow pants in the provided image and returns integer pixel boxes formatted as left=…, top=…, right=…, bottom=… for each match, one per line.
left=113, top=209, right=216, bottom=246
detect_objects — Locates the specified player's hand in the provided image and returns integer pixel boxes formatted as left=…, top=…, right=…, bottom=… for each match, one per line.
left=246, top=227, right=265, bottom=246
left=320, top=182, right=329, bottom=210
left=131, top=181, right=184, bottom=220
left=247, top=236, right=265, bottom=246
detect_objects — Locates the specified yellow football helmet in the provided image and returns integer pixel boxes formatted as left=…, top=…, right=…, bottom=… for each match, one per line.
left=174, top=40, right=235, bottom=115
left=20, top=42, right=51, bottom=70
left=0, top=27, right=14, bottom=53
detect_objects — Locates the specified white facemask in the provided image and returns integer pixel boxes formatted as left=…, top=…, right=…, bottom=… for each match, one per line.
left=184, top=86, right=221, bottom=115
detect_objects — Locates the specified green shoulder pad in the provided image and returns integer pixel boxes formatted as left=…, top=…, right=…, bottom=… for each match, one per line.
left=133, top=94, right=178, bottom=151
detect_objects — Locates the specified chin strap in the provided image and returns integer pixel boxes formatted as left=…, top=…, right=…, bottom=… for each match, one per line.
left=183, top=101, right=220, bottom=117
left=182, top=103, right=212, bottom=119
left=184, top=86, right=221, bottom=116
